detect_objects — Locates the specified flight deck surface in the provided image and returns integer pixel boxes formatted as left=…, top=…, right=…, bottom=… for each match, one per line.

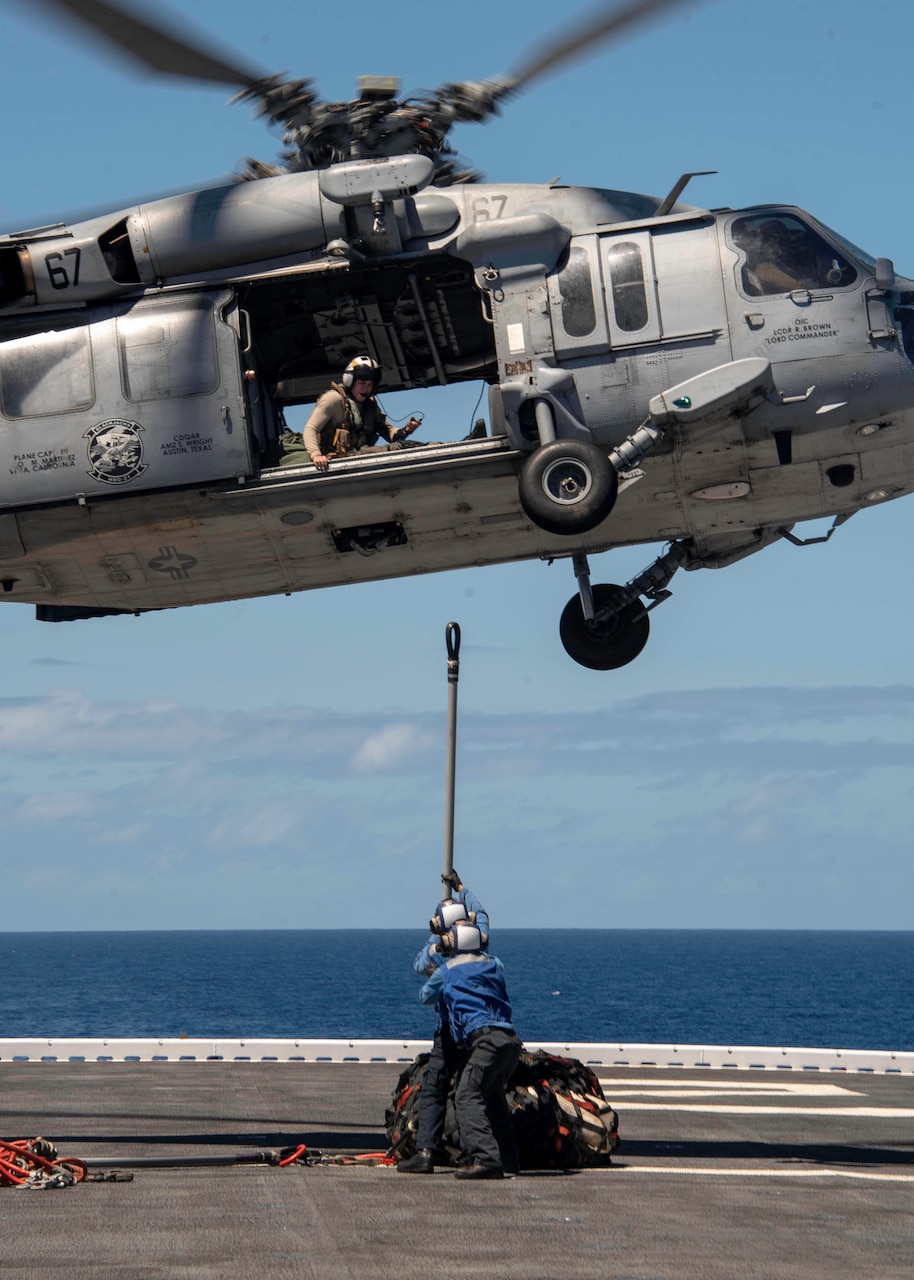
left=2, top=1043, right=913, bottom=1279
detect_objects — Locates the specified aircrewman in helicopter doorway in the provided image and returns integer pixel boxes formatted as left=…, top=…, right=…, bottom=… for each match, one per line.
left=304, top=356, right=421, bottom=471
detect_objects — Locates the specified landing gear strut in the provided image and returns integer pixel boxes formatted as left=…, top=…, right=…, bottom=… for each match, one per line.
left=559, top=543, right=688, bottom=670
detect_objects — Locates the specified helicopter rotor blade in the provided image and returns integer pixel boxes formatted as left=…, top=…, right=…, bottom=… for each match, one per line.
left=502, top=0, right=704, bottom=95
left=35, top=0, right=265, bottom=87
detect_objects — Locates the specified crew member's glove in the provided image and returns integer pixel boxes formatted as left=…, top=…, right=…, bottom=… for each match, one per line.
left=441, top=868, right=461, bottom=893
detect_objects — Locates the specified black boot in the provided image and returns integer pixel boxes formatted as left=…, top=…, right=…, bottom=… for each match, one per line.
left=454, top=1162, right=504, bottom=1180
left=397, top=1148, right=434, bottom=1174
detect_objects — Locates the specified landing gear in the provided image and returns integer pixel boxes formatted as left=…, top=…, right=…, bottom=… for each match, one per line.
left=517, top=403, right=664, bottom=538
left=518, top=439, right=618, bottom=536
left=558, top=544, right=689, bottom=670
left=560, top=583, right=649, bottom=670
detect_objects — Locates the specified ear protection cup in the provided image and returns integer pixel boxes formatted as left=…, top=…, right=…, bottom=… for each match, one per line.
left=432, top=899, right=469, bottom=934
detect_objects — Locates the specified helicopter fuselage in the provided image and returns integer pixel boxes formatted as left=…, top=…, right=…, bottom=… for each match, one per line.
left=0, top=167, right=911, bottom=654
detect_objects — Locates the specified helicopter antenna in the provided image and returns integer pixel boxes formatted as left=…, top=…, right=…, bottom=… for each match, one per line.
left=655, top=170, right=717, bottom=216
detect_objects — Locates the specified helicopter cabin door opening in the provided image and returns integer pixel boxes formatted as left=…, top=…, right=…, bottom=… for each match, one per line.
left=0, top=289, right=253, bottom=510
left=234, top=254, right=496, bottom=419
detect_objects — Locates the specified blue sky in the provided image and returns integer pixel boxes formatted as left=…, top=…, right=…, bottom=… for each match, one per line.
left=2, top=0, right=913, bottom=930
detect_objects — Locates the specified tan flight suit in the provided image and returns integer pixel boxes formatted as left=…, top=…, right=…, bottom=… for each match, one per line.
left=303, top=384, right=406, bottom=463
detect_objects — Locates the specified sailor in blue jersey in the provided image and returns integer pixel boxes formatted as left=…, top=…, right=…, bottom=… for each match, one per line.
left=418, top=923, right=522, bottom=1180
left=398, top=872, right=490, bottom=1175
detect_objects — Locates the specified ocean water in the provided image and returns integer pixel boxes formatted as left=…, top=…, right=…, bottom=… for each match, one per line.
left=2, top=930, right=912, bottom=1051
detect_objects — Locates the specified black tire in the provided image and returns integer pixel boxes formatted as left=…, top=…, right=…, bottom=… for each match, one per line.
left=519, top=439, right=618, bottom=536
left=559, top=583, right=650, bottom=670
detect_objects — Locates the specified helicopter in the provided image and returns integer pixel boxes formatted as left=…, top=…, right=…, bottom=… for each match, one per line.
left=0, top=0, right=912, bottom=671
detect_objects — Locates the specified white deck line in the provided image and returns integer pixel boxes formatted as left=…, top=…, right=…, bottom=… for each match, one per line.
left=1, top=1039, right=913, bottom=1071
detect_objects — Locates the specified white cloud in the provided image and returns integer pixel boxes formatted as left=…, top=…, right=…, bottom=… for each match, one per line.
left=730, top=783, right=805, bottom=816
left=349, top=722, right=434, bottom=773
left=13, top=789, right=100, bottom=823
left=91, top=823, right=149, bottom=846
left=3, top=684, right=914, bottom=929
left=207, top=803, right=305, bottom=850
left=735, top=817, right=773, bottom=843
left=0, top=689, right=215, bottom=756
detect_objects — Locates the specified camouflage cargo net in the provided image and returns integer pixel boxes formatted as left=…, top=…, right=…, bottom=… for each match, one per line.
left=385, top=1049, right=620, bottom=1169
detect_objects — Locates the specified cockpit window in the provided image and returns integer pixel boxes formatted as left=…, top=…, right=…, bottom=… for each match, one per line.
left=813, top=220, right=877, bottom=269
left=730, top=213, right=857, bottom=297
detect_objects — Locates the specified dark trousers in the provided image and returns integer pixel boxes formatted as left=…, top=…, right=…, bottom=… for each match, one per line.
left=415, top=1023, right=465, bottom=1152
left=454, top=1028, right=522, bottom=1170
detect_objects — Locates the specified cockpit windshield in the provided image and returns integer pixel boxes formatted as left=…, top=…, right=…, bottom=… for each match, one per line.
left=810, top=219, right=878, bottom=270
left=730, top=212, right=858, bottom=297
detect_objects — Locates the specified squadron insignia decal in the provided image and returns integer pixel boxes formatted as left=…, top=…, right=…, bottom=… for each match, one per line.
left=84, top=419, right=148, bottom=486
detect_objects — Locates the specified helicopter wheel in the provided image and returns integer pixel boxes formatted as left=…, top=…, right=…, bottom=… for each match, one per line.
left=519, top=440, right=618, bottom=536
left=559, top=583, right=650, bottom=670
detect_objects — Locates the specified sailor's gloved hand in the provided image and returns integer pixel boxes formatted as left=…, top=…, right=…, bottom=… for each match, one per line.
left=441, top=869, right=461, bottom=893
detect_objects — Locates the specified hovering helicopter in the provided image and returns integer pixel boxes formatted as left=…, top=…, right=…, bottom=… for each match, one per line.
left=0, top=0, right=911, bottom=670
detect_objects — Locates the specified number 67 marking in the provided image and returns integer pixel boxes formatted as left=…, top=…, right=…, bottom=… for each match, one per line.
left=471, top=194, right=507, bottom=221
left=45, top=247, right=81, bottom=290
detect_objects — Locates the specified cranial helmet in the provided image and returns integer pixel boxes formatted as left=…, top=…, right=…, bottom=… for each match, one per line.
left=342, top=356, right=381, bottom=389
left=445, top=920, right=484, bottom=955
left=432, top=898, right=468, bottom=935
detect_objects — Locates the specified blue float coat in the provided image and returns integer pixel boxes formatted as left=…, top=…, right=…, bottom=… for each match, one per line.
left=419, top=952, right=515, bottom=1047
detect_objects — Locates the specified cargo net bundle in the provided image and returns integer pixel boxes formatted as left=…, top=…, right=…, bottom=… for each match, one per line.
left=386, top=1049, right=620, bottom=1169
